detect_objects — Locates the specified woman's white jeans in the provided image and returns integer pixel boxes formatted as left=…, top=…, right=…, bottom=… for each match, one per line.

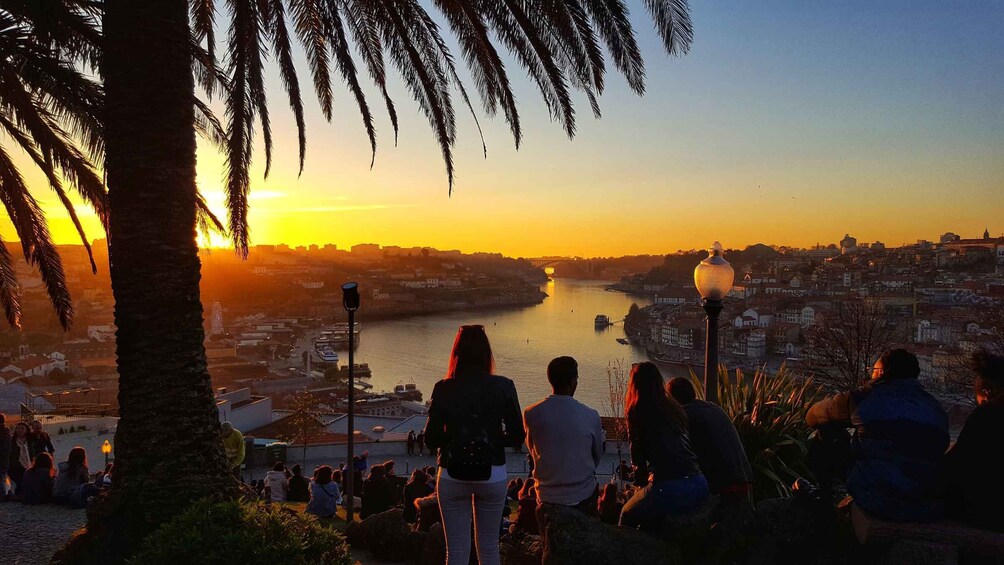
left=437, top=475, right=508, bottom=565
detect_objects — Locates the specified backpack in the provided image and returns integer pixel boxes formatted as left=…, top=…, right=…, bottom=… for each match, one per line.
left=446, top=385, right=495, bottom=481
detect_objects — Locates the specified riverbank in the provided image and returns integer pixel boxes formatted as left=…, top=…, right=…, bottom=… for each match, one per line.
left=358, top=288, right=548, bottom=322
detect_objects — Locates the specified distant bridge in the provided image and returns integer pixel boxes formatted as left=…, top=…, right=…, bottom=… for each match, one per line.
left=527, top=257, right=600, bottom=275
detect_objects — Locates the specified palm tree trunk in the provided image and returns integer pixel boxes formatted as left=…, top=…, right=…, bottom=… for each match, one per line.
left=70, top=0, right=237, bottom=558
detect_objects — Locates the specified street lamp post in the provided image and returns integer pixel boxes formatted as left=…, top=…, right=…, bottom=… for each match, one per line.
left=101, top=439, right=112, bottom=467
left=341, top=282, right=360, bottom=521
left=694, top=242, right=735, bottom=405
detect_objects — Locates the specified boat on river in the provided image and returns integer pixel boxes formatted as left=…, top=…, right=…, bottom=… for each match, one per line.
left=595, top=314, right=610, bottom=326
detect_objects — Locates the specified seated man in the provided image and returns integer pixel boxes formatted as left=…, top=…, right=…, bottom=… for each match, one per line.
left=523, top=356, right=603, bottom=515
left=806, top=349, right=949, bottom=522
left=944, top=350, right=1004, bottom=532
left=667, top=377, right=753, bottom=504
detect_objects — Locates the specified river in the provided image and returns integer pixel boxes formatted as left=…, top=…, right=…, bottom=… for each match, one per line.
left=330, top=278, right=681, bottom=413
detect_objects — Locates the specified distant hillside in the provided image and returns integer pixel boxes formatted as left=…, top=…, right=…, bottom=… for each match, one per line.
left=642, top=244, right=780, bottom=285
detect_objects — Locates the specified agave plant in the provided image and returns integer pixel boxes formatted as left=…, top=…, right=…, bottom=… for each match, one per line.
left=689, top=364, right=822, bottom=502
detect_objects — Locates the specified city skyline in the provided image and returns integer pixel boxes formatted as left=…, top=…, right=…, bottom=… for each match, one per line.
left=5, top=1, right=1003, bottom=257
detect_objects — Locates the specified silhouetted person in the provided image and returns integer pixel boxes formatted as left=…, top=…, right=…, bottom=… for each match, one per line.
left=597, top=482, right=624, bottom=525
left=424, top=324, right=525, bottom=565
left=617, top=459, right=633, bottom=483
left=620, top=362, right=707, bottom=532
left=19, top=452, right=56, bottom=505
left=54, top=446, right=98, bottom=508
left=513, top=479, right=539, bottom=535
left=523, top=356, right=603, bottom=515
left=403, top=468, right=433, bottom=523
left=7, top=422, right=30, bottom=495
left=416, top=431, right=425, bottom=456
left=27, top=420, right=54, bottom=459
left=667, top=377, right=753, bottom=505
left=945, top=350, right=1004, bottom=531
left=361, top=463, right=393, bottom=519
left=407, top=430, right=416, bottom=455
left=806, top=348, right=948, bottom=522
left=288, top=464, right=310, bottom=502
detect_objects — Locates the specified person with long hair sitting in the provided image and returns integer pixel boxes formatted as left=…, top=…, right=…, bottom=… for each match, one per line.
left=54, top=447, right=99, bottom=508
left=19, top=452, right=56, bottom=504
left=945, top=350, right=1004, bottom=531
left=597, top=482, right=625, bottom=525
left=424, top=325, right=526, bottom=565
left=620, top=362, right=708, bottom=532
left=403, top=468, right=432, bottom=524
left=306, top=465, right=342, bottom=518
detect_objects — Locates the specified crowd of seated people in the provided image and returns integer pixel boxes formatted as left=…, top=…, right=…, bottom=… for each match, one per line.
left=804, top=347, right=1004, bottom=532
left=0, top=429, right=106, bottom=509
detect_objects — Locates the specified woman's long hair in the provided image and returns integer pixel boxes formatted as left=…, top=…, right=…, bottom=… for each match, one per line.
left=625, top=362, right=688, bottom=433
left=30, top=452, right=56, bottom=478
left=67, top=446, right=88, bottom=471
left=446, top=325, right=495, bottom=379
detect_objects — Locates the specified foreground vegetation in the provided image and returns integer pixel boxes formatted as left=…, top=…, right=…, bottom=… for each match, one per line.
left=689, top=365, right=822, bottom=501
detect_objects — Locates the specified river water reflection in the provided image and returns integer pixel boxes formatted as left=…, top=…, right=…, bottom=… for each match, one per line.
left=335, top=278, right=666, bottom=413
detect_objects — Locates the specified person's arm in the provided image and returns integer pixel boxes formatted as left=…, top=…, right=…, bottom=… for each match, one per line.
left=45, top=435, right=54, bottom=454
left=628, top=424, right=648, bottom=487
left=522, top=409, right=535, bottom=458
left=805, top=391, right=853, bottom=428
left=501, top=380, right=526, bottom=448
left=422, top=381, right=447, bottom=449
left=591, top=413, right=603, bottom=470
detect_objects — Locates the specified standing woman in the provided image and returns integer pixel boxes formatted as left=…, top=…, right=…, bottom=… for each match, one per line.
left=8, top=422, right=31, bottom=495
left=424, top=325, right=525, bottom=565
left=620, top=362, right=708, bottom=532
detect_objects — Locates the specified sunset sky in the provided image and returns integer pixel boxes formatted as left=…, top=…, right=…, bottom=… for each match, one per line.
left=7, top=1, right=1004, bottom=258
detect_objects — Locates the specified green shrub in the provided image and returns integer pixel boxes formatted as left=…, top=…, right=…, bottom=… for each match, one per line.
left=129, top=499, right=351, bottom=565
left=689, top=364, right=822, bottom=502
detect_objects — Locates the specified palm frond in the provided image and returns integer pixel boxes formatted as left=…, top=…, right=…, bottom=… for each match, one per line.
left=0, top=233, right=23, bottom=329
left=0, top=148, right=73, bottom=329
left=644, top=0, right=694, bottom=56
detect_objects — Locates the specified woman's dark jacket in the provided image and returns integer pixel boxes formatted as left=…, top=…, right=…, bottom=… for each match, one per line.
left=424, top=374, right=526, bottom=468
left=628, top=406, right=701, bottom=486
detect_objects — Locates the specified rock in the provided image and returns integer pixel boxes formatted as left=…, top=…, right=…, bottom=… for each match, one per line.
left=742, top=496, right=847, bottom=565
left=500, top=534, right=543, bottom=565
left=881, top=541, right=958, bottom=565
left=536, top=503, right=677, bottom=565
left=422, top=522, right=446, bottom=565
left=660, top=494, right=719, bottom=551
left=354, top=508, right=412, bottom=561
left=407, top=530, right=428, bottom=558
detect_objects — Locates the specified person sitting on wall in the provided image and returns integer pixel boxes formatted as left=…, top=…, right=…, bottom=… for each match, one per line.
left=806, top=349, right=949, bottom=522
left=523, top=356, right=604, bottom=516
left=306, top=465, right=342, bottom=518
left=944, top=350, right=1004, bottom=532
left=667, top=377, right=753, bottom=506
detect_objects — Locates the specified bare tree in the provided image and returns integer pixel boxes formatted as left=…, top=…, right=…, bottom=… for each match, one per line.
left=281, top=390, right=322, bottom=463
left=941, top=302, right=1004, bottom=398
left=605, top=359, right=629, bottom=483
left=804, top=301, right=905, bottom=391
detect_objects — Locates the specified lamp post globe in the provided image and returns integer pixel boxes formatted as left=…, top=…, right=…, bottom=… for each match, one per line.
left=694, top=242, right=734, bottom=405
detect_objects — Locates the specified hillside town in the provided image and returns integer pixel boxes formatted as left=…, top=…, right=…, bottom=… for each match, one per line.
left=0, top=241, right=547, bottom=422
left=622, top=230, right=1004, bottom=392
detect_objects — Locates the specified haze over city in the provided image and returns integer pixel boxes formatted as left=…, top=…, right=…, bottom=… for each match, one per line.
left=5, top=1, right=1003, bottom=257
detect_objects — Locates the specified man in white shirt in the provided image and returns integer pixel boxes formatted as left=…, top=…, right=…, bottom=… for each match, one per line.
left=523, top=356, right=604, bottom=515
